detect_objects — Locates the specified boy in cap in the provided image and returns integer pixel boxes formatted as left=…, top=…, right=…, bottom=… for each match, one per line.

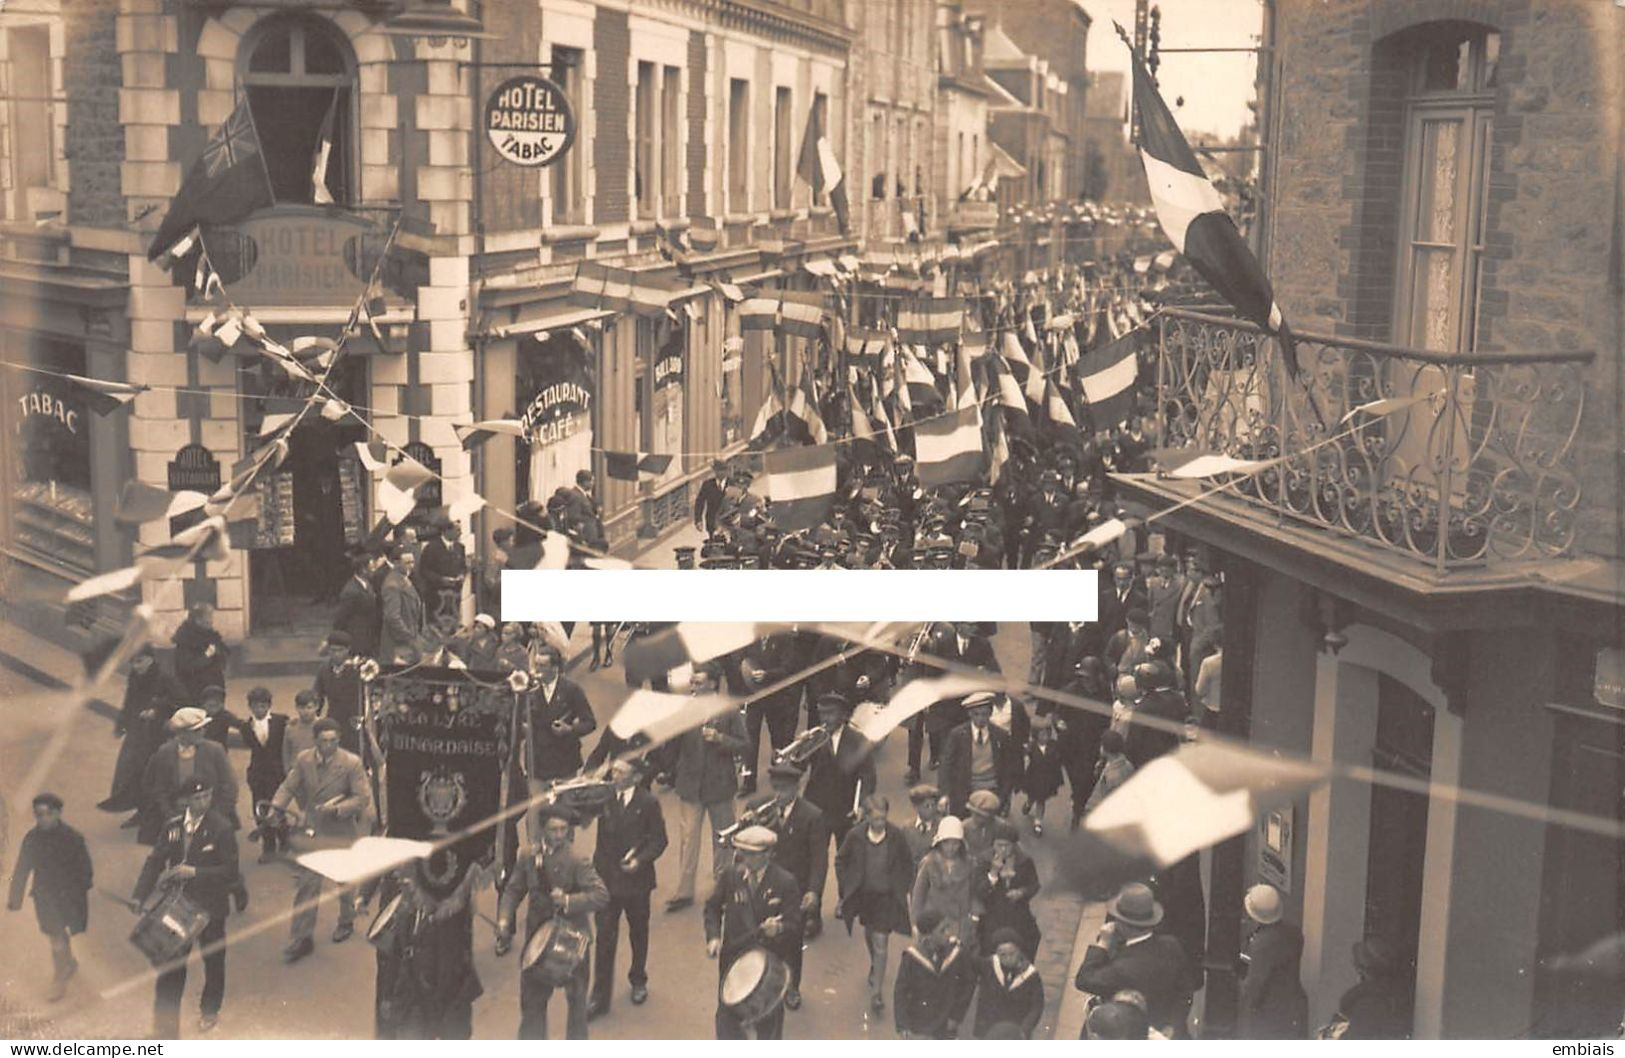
left=703, top=825, right=803, bottom=1039
left=903, top=784, right=945, bottom=870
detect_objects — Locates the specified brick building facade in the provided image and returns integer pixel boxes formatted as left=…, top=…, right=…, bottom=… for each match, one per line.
left=1120, top=0, right=1623, bottom=1039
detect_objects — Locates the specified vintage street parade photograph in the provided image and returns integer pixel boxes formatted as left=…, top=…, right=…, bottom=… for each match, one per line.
left=0, top=0, right=1620, bottom=1044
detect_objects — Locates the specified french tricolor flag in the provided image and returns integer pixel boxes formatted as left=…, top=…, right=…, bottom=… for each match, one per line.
left=764, top=443, right=838, bottom=531
left=1122, top=23, right=1298, bottom=377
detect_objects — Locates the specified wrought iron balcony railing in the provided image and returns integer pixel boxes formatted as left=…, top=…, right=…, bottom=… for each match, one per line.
left=1152, top=310, right=1595, bottom=571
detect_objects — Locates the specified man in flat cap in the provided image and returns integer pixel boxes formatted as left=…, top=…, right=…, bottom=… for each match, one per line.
left=938, top=692, right=1015, bottom=818
left=139, top=707, right=239, bottom=847
left=704, top=825, right=803, bottom=1039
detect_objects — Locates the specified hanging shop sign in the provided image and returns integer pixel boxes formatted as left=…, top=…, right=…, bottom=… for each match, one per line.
left=168, top=443, right=222, bottom=492
left=518, top=334, right=594, bottom=446
left=484, top=75, right=577, bottom=168
left=654, top=341, right=684, bottom=391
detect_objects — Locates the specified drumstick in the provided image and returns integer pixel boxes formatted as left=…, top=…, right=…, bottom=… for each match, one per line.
left=98, top=887, right=143, bottom=915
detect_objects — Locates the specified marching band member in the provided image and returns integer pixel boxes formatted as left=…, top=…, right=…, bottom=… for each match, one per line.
left=704, top=825, right=803, bottom=1040
left=272, top=717, right=374, bottom=962
left=756, top=762, right=828, bottom=1009
left=799, top=692, right=877, bottom=941
left=496, top=805, right=609, bottom=1039
left=131, top=778, right=240, bottom=1037
left=378, top=865, right=484, bottom=1040
left=589, top=758, right=669, bottom=1018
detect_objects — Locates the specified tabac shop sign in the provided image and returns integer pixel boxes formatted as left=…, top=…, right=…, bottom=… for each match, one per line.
left=484, top=75, right=576, bottom=168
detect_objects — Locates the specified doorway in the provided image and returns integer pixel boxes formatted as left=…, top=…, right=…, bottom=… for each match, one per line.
left=240, top=348, right=370, bottom=634
left=1363, top=673, right=1434, bottom=1028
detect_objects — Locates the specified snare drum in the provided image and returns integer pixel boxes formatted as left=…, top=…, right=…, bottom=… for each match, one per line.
left=720, top=947, right=789, bottom=1026
left=521, top=918, right=590, bottom=986
left=129, top=887, right=211, bottom=967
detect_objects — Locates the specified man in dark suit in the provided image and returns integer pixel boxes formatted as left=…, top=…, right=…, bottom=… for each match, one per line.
left=756, top=763, right=828, bottom=1008
left=1073, top=882, right=1199, bottom=1039
left=416, top=515, right=468, bottom=624
left=379, top=549, right=427, bottom=664
left=132, top=778, right=241, bottom=1038
left=334, top=552, right=381, bottom=658
left=906, top=622, right=1002, bottom=784
left=1099, top=560, right=1147, bottom=640
left=236, top=686, right=288, bottom=862
left=938, top=692, right=1015, bottom=817
left=693, top=459, right=730, bottom=535
left=704, top=826, right=804, bottom=1040
left=312, top=633, right=363, bottom=753
left=799, top=693, right=877, bottom=939
left=519, top=644, right=597, bottom=787
left=589, top=759, right=668, bottom=1018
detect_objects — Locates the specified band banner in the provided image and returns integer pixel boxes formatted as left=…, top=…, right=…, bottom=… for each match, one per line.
left=366, top=664, right=519, bottom=897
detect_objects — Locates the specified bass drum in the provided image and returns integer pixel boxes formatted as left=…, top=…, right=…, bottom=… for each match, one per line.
left=720, top=947, right=789, bottom=1026
left=521, top=917, right=590, bottom=986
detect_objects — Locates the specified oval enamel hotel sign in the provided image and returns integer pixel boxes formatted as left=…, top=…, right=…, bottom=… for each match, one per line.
left=484, top=75, right=576, bottom=168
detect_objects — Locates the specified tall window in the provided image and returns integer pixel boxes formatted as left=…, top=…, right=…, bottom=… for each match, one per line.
left=869, top=112, right=886, bottom=201
left=550, top=45, right=585, bottom=224
left=1393, top=23, right=1498, bottom=354
left=242, top=16, right=354, bottom=205
left=4, top=24, right=55, bottom=221
left=809, top=92, right=828, bottom=206
left=773, top=86, right=792, bottom=209
left=727, top=79, right=750, bottom=212
left=661, top=66, right=682, bottom=217
left=635, top=61, right=657, bottom=218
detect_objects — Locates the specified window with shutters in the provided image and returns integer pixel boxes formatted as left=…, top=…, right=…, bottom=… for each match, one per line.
left=773, top=86, right=793, bottom=210
left=550, top=45, right=585, bottom=224
left=662, top=66, right=682, bottom=218
left=635, top=61, right=657, bottom=219
left=240, top=15, right=356, bottom=206
left=2, top=23, right=60, bottom=222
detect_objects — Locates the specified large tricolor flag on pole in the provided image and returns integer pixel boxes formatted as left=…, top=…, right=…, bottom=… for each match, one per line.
left=1119, top=22, right=1298, bottom=378
left=914, top=404, right=986, bottom=488
left=796, top=95, right=850, bottom=236
left=1078, top=331, right=1138, bottom=430
left=764, top=443, right=837, bottom=531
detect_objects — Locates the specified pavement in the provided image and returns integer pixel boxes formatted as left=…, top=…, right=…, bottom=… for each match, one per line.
left=0, top=543, right=1104, bottom=1040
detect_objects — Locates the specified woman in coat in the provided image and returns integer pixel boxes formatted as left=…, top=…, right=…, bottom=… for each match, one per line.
left=1238, top=884, right=1308, bottom=1039
left=910, top=816, right=979, bottom=954
left=974, top=820, right=1041, bottom=959
left=835, top=794, right=916, bottom=1011
left=100, top=646, right=186, bottom=814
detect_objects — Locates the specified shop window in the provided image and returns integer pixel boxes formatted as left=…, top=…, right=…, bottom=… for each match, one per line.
left=514, top=330, right=595, bottom=508
left=549, top=45, right=585, bottom=225
left=3, top=23, right=57, bottom=222
left=240, top=15, right=356, bottom=206
left=727, top=79, right=750, bottom=213
left=773, top=86, right=792, bottom=210
left=6, top=339, right=93, bottom=574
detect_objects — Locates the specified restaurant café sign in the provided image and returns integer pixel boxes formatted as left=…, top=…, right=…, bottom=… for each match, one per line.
left=484, top=75, right=576, bottom=168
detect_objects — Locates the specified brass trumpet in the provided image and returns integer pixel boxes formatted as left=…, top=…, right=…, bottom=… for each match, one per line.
left=717, top=798, right=786, bottom=844
left=772, top=725, right=831, bottom=767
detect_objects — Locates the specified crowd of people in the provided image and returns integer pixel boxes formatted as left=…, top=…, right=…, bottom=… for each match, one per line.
left=4, top=255, right=1417, bottom=1043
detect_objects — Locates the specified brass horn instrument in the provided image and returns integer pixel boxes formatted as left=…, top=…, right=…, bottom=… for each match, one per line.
left=717, top=797, right=787, bottom=845
left=772, top=725, right=831, bottom=767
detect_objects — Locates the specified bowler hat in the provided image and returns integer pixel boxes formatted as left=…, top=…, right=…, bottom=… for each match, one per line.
left=1107, top=882, right=1164, bottom=928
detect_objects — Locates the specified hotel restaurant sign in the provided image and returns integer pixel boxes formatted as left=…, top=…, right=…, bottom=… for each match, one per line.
left=202, top=207, right=427, bottom=307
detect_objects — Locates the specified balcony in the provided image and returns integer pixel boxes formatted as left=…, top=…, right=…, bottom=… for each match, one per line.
left=1148, top=310, right=1594, bottom=571
left=947, top=200, right=999, bottom=234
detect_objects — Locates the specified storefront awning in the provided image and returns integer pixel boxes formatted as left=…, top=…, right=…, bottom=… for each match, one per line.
left=489, top=306, right=617, bottom=339
left=802, top=256, right=839, bottom=278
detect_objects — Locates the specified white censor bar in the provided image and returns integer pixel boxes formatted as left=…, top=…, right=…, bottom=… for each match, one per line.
left=502, top=569, right=1098, bottom=623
